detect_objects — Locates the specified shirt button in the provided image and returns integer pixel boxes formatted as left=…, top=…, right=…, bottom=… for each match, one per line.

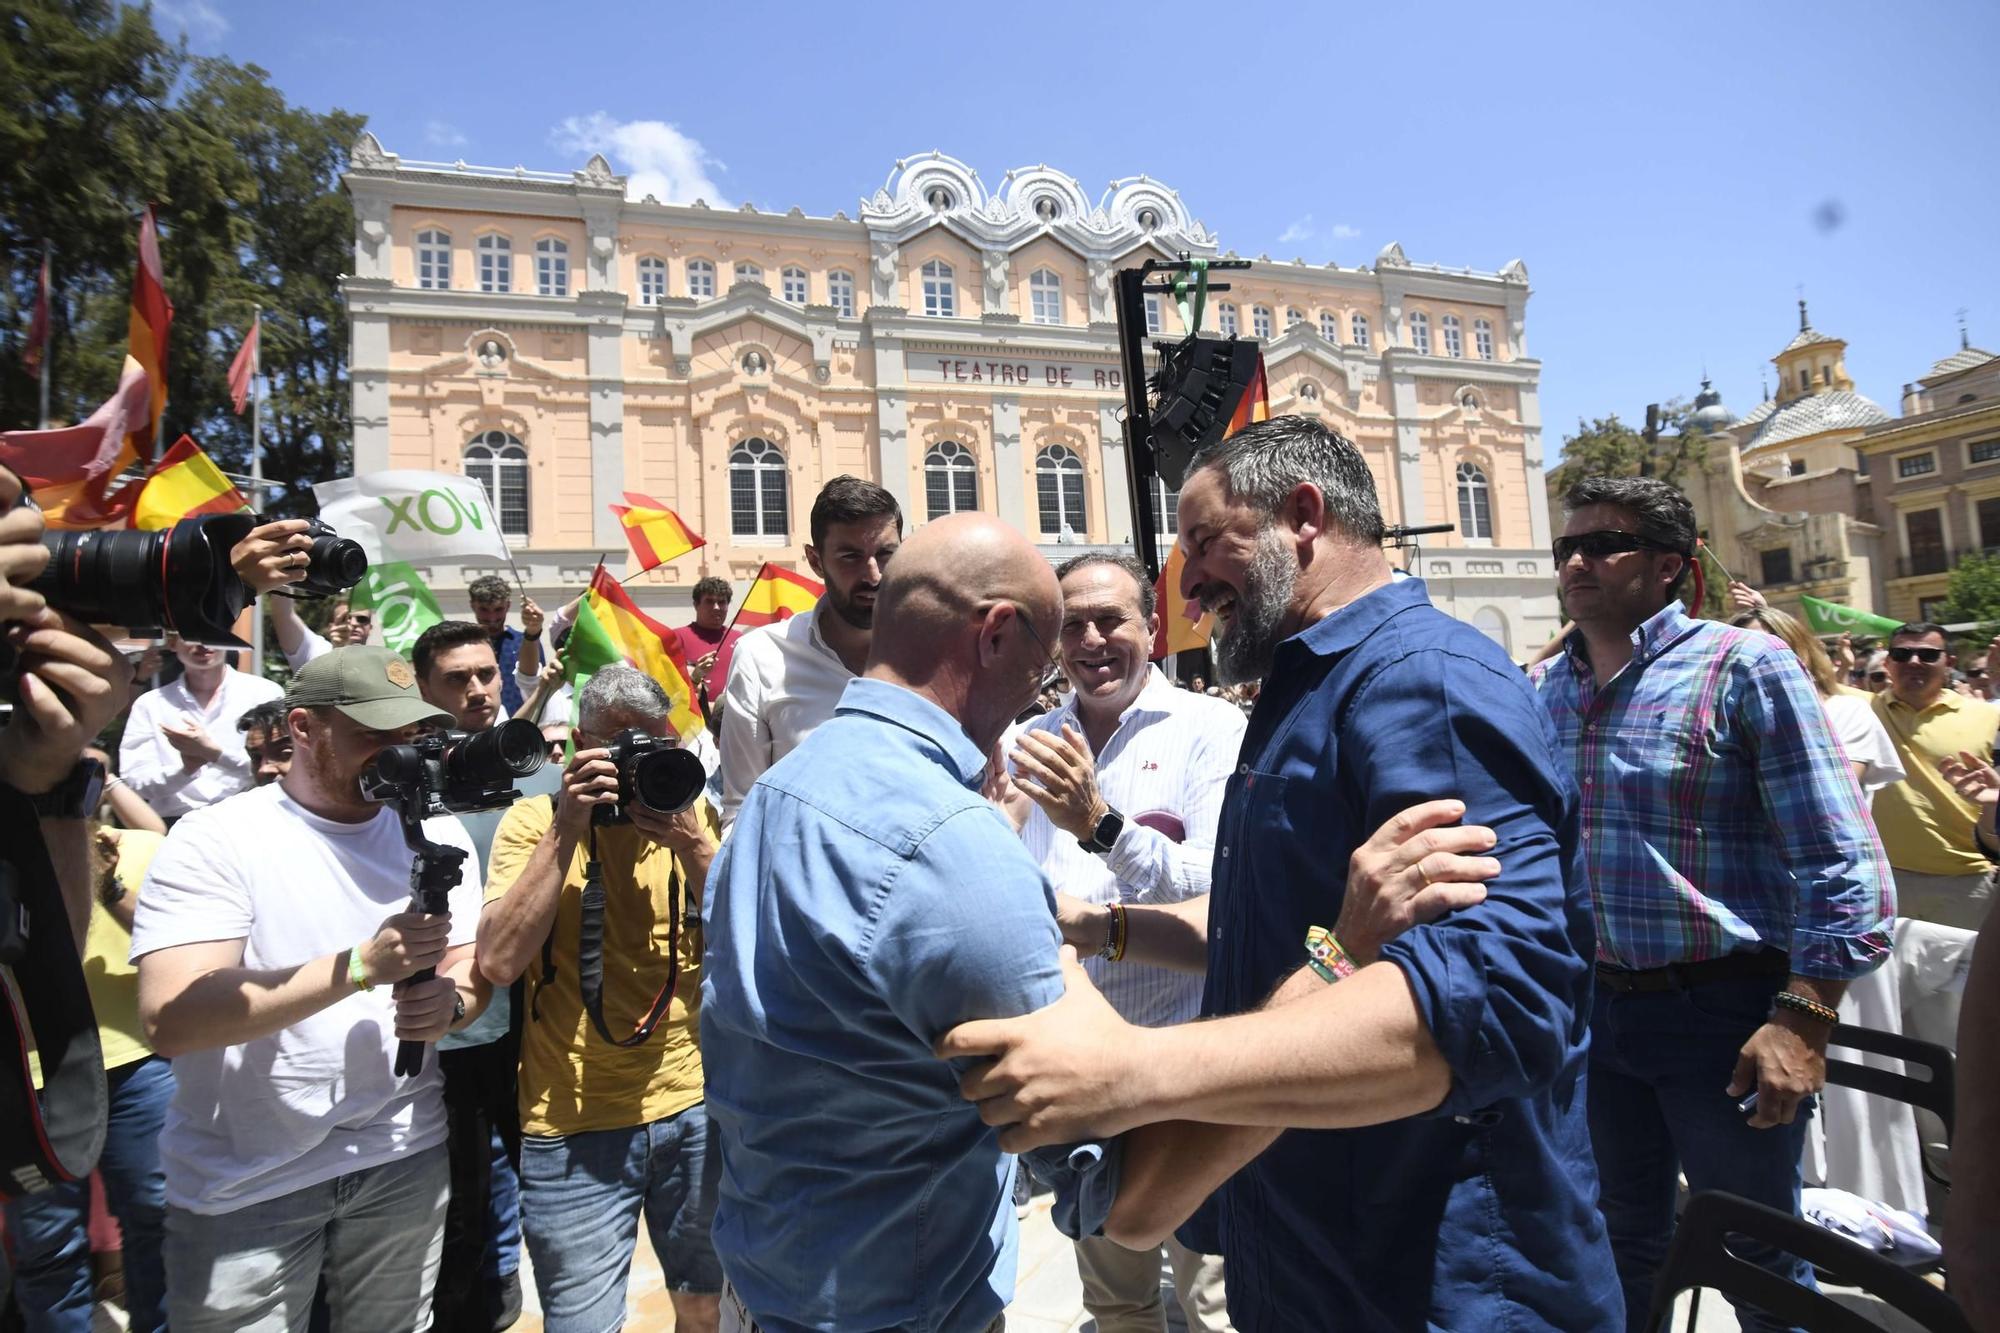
left=1220, top=846, right=1230, bottom=858
left=1238, top=763, right=1249, bottom=775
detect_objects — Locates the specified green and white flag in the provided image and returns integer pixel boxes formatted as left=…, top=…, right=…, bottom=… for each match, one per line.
left=1800, top=594, right=1903, bottom=638
left=313, top=470, right=513, bottom=566
left=351, top=560, right=444, bottom=656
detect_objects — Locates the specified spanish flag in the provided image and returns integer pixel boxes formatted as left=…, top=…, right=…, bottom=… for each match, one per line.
left=1225, top=352, right=1270, bottom=438
left=1150, top=540, right=1213, bottom=660
left=127, top=205, right=173, bottom=462
left=732, top=562, right=823, bottom=631
left=609, top=491, right=704, bottom=572
left=132, top=435, right=250, bottom=531
left=565, top=565, right=702, bottom=738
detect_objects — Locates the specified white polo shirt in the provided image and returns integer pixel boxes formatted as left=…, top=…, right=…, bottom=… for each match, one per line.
left=1016, top=668, right=1246, bottom=1028
left=717, top=607, right=854, bottom=825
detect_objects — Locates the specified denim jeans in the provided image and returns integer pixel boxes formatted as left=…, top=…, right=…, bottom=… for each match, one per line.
left=1588, top=976, right=1815, bottom=1333
left=487, top=1127, right=521, bottom=1280
left=162, top=1143, right=449, bottom=1333
left=519, top=1103, right=721, bottom=1333
left=2, top=1055, right=173, bottom=1333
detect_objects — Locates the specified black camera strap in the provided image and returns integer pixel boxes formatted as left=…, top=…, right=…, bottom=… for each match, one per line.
left=0, top=789, right=108, bottom=1199
left=576, top=823, right=683, bottom=1048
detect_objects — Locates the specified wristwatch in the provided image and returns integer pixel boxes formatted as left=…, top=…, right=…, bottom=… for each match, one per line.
left=451, top=991, right=467, bottom=1027
left=1081, top=805, right=1125, bottom=855
left=15, top=758, right=105, bottom=819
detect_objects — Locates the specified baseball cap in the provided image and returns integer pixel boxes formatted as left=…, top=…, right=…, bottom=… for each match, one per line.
left=285, top=646, right=453, bottom=731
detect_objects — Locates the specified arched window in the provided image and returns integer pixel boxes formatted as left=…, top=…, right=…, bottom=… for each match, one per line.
left=416, top=229, right=451, bottom=290
left=827, top=270, right=855, bottom=318
left=1029, top=269, right=1063, bottom=325
left=735, top=261, right=763, bottom=286
left=1350, top=312, right=1371, bottom=349
left=921, top=259, right=955, bottom=317
left=781, top=266, right=808, bottom=304
left=463, top=431, right=528, bottom=538
left=1471, top=607, right=1511, bottom=655
left=1474, top=318, right=1494, bottom=361
left=1218, top=303, right=1238, bottom=337
left=637, top=256, right=667, bottom=305
left=1408, top=311, right=1431, bottom=355
left=1318, top=311, right=1339, bottom=342
left=1286, top=307, right=1305, bottom=329
left=1153, top=475, right=1179, bottom=546
left=1455, top=461, right=1492, bottom=541
left=924, top=441, right=979, bottom=520
left=1442, top=314, right=1463, bottom=358
left=476, top=234, right=511, bottom=293
left=729, top=438, right=789, bottom=540
left=1251, top=306, right=1273, bottom=339
left=686, top=259, right=716, bottom=299
left=1036, top=444, right=1086, bottom=538
left=1146, top=294, right=1164, bottom=334
left=534, top=238, right=569, bottom=297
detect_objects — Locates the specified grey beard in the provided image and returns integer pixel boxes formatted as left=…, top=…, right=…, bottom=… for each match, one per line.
left=1212, top=528, right=1296, bottom=686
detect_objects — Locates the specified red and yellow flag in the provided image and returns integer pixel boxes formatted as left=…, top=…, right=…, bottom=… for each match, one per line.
left=133, top=435, right=250, bottom=531
left=609, top=491, right=704, bottom=572
left=1151, top=540, right=1213, bottom=660
left=572, top=565, right=702, bottom=738
left=1225, top=352, right=1270, bottom=438
left=0, top=357, right=153, bottom=529
left=732, top=562, right=823, bottom=631
left=126, top=205, right=173, bottom=463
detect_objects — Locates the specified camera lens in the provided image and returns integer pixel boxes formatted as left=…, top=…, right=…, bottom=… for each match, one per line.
left=629, top=746, right=705, bottom=815
left=29, top=513, right=259, bottom=645
left=440, top=719, right=546, bottom=788
left=295, top=519, right=368, bottom=597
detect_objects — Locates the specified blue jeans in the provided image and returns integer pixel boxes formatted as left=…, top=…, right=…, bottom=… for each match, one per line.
left=2, top=1055, right=172, bottom=1333
left=1588, top=976, right=1815, bottom=1333
left=162, top=1143, right=449, bottom=1333
left=519, top=1103, right=721, bottom=1333
left=487, top=1127, right=521, bottom=1280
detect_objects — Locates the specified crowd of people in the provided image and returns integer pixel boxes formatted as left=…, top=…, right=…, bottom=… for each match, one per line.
left=1, top=415, right=1994, bottom=1333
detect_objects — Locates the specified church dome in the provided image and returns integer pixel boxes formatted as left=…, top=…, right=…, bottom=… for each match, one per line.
left=1687, top=377, right=1737, bottom=434
left=1744, top=389, right=1890, bottom=450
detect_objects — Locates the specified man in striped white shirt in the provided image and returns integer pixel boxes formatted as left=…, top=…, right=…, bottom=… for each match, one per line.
left=1003, top=552, right=1245, bottom=1333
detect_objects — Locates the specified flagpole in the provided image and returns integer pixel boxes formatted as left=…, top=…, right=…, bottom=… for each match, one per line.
left=36, top=242, right=51, bottom=431
left=249, top=305, right=265, bottom=678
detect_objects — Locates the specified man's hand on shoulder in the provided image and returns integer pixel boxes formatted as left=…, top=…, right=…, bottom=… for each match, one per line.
left=1337, top=799, right=1498, bottom=965
left=937, top=945, right=1158, bottom=1152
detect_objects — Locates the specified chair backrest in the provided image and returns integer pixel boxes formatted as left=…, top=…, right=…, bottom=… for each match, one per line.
left=1824, top=1022, right=1955, bottom=1188
left=1644, top=1191, right=1972, bottom=1333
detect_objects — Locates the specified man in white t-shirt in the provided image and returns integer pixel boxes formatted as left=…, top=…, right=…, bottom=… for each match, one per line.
left=718, top=476, right=901, bottom=824
left=132, top=646, right=491, bottom=1332
left=118, top=633, right=283, bottom=821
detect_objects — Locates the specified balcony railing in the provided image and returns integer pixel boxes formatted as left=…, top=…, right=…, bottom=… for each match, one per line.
left=1893, top=546, right=2000, bottom=579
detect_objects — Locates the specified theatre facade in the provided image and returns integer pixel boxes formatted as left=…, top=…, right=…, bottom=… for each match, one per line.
left=341, top=137, right=1558, bottom=656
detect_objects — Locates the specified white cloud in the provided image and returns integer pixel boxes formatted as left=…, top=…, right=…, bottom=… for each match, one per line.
left=1329, top=223, right=1362, bottom=240
left=550, top=113, right=727, bottom=206
left=154, top=0, right=229, bottom=42
left=424, top=119, right=468, bottom=151
left=1277, top=215, right=1314, bottom=245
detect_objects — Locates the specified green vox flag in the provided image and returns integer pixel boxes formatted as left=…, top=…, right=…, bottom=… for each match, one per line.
left=1800, top=595, right=1903, bottom=638
left=351, top=560, right=444, bottom=656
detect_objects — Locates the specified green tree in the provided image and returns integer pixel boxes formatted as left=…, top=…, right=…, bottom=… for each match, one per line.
left=1546, top=400, right=1705, bottom=501
left=1939, top=551, right=2000, bottom=633
left=1, top=1, right=361, bottom=511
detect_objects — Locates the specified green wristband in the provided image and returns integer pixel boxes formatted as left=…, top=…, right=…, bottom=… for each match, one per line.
left=347, top=943, right=373, bottom=992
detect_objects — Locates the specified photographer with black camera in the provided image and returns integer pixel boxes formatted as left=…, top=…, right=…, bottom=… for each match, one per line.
left=130, top=646, right=492, bottom=1331
left=477, top=664, right=722, bottom=1333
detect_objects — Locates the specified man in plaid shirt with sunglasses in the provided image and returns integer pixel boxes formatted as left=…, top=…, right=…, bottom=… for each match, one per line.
left=1531, top=475, right=1892, bottom=1333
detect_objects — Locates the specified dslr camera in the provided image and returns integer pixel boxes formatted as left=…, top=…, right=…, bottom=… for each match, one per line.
left=595, top=727, right=706, bottom=826
left=360, top=717, right=548, bottom=818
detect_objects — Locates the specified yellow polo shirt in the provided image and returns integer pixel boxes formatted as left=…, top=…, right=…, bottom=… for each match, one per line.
left=486, top=795, right=715, bottom=1137
left=29, top=829, right=161, bottom=1086
left=1872, top=689, right=2000, bottom=876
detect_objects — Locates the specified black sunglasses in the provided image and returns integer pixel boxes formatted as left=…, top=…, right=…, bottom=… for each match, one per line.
left=1552, top=531, right=1684, bottom=565
left=1886, top=646, right=1945, bottom=664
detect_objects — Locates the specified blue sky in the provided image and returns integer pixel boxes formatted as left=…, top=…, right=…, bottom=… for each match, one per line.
left=160, top=0, right=1999, bottom=451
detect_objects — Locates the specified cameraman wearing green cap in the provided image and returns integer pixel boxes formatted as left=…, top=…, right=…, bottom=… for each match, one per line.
left=132, top=645, right=492, bottom=1333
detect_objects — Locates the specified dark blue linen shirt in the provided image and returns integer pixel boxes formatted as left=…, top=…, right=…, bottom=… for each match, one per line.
left=491, top=625, right=526, bottom=714
left=1190, top=578, right=1621, bottom=1332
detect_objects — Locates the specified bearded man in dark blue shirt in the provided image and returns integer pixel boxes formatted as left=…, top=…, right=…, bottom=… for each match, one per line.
left=944, top=415, right=1621, bottom=1332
